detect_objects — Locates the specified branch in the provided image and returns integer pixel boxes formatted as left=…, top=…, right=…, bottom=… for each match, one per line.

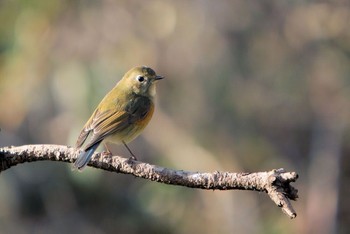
left=0, top=144, right=298, bottom=218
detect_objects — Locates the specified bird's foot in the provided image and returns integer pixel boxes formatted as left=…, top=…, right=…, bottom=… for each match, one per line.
left=128, top=155, right=138, bottom=161
left=101, top=150, right=113, bottom=157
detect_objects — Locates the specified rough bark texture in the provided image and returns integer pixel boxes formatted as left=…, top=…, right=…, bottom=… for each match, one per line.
left=0, top=144, right=298, bottom=218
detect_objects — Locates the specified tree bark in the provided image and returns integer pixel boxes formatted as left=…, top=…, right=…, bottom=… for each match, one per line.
left=0, top=144, right=298, bottom=218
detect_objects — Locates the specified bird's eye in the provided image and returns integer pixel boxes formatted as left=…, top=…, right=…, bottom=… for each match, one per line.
left=137, top=76, right=145, bottom=82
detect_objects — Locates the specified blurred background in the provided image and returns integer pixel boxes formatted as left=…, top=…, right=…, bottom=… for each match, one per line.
left=0, top=0, right=349, bottom=233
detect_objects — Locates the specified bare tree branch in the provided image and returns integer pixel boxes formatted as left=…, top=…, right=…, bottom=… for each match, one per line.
left=0, top=144, right=298, bottom=218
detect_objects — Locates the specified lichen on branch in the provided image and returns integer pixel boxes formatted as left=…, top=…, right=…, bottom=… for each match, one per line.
left=0, top=144, right=298, bottom=218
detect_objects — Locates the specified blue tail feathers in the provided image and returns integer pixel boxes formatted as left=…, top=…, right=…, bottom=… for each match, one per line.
left=73, top=142, right=101, bottom=170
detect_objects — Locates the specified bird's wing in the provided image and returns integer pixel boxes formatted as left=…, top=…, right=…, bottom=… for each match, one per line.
left=75, top=127, right=90, bottom=149
left=78, top=96, right=153, bottom=151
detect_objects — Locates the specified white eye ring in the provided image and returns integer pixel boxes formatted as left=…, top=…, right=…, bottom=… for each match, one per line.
left=137, top=76, right=145, bottom=82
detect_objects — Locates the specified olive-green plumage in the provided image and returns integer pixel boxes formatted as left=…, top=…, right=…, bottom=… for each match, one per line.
left=73, top=66, right=163, bottom=171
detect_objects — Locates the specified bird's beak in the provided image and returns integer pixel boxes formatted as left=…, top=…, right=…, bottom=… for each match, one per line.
left=155, top=75, right=164, bottom=80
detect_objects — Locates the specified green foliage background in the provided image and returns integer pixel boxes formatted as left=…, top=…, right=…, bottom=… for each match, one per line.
left=0, top=0, right=349, bottom=233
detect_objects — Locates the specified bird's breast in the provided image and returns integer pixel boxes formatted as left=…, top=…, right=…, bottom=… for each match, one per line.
left=106, top=98, right=154, bottom=144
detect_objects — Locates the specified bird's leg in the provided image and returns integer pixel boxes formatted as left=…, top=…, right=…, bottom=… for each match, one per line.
left=123, top=141, right=138, bottom=160
left=103, top=142, right=113, bottom=156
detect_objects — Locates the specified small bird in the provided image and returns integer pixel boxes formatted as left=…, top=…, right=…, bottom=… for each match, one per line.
left=73, top=66, right=164, bottom=170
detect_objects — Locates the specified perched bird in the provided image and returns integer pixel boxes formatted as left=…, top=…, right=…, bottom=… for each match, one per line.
left=73, top=66, right=164, bottom=170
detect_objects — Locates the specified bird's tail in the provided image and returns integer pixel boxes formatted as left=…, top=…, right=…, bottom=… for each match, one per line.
left=73, top=142, right=101, bottom=171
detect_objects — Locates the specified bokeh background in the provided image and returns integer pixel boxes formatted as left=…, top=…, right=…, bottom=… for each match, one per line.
left=0, top=0, right=349, bottom=233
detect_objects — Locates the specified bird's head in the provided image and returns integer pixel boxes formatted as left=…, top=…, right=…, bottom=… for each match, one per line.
left=121, top=66, right=164, bottom=98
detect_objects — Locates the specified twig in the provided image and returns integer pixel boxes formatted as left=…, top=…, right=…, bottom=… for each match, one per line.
left=0, top=144, right=298, bottom=218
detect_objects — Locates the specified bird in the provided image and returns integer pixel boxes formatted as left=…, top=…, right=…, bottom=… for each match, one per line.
left=73, top=66, right=164, bottom=171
